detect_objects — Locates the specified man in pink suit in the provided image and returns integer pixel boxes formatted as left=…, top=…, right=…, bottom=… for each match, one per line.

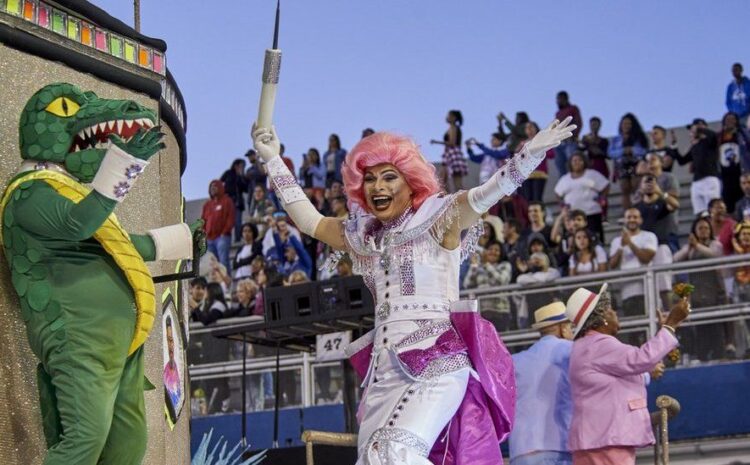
left=564, top=284, right=690, bottom=465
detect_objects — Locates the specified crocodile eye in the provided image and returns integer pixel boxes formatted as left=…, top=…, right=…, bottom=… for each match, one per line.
left=45, top=97, right=80, bottom=117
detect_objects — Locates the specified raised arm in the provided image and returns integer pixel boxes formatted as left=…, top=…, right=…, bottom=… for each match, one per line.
left=454, top=118, right=576, bottom=231
left=252, top=126, right=346, bottom=250
left=592, top=329, right=678, bottom=377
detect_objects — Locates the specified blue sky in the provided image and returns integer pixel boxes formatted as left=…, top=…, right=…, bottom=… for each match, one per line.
left=93, top=1, right=747, bottom=200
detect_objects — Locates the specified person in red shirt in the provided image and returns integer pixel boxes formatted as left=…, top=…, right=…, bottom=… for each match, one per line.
left=709, top=198, right=737, bottom=255
left=554, top=90, right=583, bottom=177
left=201, top=180, right=235, bottom=271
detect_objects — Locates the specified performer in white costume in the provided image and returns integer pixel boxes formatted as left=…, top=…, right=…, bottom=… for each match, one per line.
left=252, top=117, right=575, bottom=465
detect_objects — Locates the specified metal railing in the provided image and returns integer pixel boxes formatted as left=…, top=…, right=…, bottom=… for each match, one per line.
left=188, top=253, right=750, bottom=413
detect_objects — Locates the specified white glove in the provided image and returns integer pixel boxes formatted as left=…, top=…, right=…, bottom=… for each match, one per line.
left=524, top=116, right=576, bottom=157
left=252, top=125, right=281, bottom=162
left=251, top=126, right=323, bottom=236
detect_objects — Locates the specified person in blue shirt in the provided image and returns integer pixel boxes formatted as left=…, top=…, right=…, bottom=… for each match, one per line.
left=272, top=219, right=313, bottom=278
left=466, top=132, right=512, bottom=184
left=509, top=302, right=574, bottom=465
left=726, top=63, right=750, bottom=125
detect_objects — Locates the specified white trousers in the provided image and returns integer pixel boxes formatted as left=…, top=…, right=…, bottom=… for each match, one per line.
left=356, top=321, right=470, bottom=465
left=690, top=176, right=721, bottom=215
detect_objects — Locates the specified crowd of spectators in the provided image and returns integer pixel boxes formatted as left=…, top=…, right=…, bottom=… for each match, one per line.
left=192, top=63, right=750, bottom=368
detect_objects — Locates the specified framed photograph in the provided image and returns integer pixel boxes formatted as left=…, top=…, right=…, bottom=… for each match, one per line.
left=162, top=294, right=185, bottom=427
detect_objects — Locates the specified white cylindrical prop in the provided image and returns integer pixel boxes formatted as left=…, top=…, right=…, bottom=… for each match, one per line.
left=257, top=48, right=282, bottom=130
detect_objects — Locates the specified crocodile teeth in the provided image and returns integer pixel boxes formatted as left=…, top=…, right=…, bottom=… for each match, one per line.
left=116, top=120, right=125, bottom=133
left=84, top=127, right=93, bottom=138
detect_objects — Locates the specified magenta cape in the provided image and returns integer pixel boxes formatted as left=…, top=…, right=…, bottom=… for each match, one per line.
left=349, top=310, right=516, bottom=465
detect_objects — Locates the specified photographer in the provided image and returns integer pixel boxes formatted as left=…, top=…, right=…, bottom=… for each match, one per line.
left=609, top=113, right=648, bottom=210
left=634, top=175, right=679, bottom=248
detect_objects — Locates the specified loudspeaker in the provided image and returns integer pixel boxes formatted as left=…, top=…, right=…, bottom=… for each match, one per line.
left=263, top=276, right=374, bottom=327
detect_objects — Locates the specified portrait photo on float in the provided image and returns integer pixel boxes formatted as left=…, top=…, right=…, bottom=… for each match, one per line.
left=162, top=298, right=185, bottom=427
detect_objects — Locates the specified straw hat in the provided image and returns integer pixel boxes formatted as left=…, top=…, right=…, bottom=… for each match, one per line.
left=531, top=302, right=568, bottom=329
left=565, top=283, right=609, bottom=337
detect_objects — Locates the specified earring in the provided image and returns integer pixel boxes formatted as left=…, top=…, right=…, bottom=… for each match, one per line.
left=604, top=321, right=609, bottom=326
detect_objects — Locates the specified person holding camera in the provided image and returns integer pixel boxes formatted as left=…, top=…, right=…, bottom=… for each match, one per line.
left=634, top=175, right=679, bottom=249
left=609, top=113, right=649, bottom=210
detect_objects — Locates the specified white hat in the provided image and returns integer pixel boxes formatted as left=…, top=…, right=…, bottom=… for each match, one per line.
left=565, top=283, right=609, bottom=337
left=531, top=302, right=568, bottom=329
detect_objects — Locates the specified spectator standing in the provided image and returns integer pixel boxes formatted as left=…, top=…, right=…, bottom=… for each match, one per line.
left=709, top=198, right=737, bottom=256
left=566, top=286, right=689, bottom=465
left=580, top=116, right=609, bottom=180
left=323, top=134, right=347, bottom=185
left=637, top=152, right=681, bottom=251
left=463, top=241, right=513, bottom=332
left=233, top=223, right=262, bottom=282
left=634, top=175, right=679, bottom=248
left=509, top=303, right=574, bottom=465
left=554, top=91, right=583, bottom=176
left=735, top=173, right=750, bottom=222
left=201, top=180, right=235, bottom=272
left=431, top=110, right=468, bottom=192
left=524, top=201, right=554, bottom=246
left=677, top=119, right=721, bottom=215
left=518, top=122, right=554, bottom=201
left=466, top=133, right=511, bottom=184
left=220, top=159, right=248, bottom=242
left=633, top=176, right=678, bottom=308
left=569, top=229, right=607, bottom=276
left=608, top=209, right=657, bottom=317
left=272, top=220, right=313, bottom=279
left=609, top=113, right=649, bottom=210
left=551, top=208, right=591, bottom=277
left=246, top=185, right=274, bottom=237
left=674, top=217, right=728, bottom=361
left=498, top=111, right=530, bottom=153
left=726, top=62, right=750, bottom=125
left=554, top=152, right=609, bottom=242
left=647, top=126, right=680, bottom=173
left=300, top=148, right=327, bottom=208
left=503, top=218, right=527, bottom=281
left=718, top=112, right=750, bottom=211
left=245, top=149, right=268, bottom=194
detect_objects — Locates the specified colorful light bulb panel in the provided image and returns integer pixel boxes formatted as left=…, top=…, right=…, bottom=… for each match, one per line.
left=1, top=0, right=166, bottom=76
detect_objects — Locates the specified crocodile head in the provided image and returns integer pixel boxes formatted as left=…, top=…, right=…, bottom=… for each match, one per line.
left=19, top=82, right=158, bottom=183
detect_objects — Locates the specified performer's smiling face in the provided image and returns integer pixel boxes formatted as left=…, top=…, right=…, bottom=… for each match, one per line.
left=363, top=163, right=413, bottom=222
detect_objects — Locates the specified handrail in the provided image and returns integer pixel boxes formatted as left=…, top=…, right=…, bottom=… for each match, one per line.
left=458, top=253, right=750, bottom=298
left=187, top=253, right=750, bottom=341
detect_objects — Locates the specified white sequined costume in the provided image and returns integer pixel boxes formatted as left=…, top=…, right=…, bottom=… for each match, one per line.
left=341, top=193, right=483, bottom=465
left=261, top=120, right=562, bottom=464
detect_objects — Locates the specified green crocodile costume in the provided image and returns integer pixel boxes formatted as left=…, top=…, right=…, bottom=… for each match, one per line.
left=0, top=83, right=203, bottom=465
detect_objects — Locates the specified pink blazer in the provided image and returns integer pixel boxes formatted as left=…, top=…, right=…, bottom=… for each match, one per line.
left=568, top=329, right=678, bottom=451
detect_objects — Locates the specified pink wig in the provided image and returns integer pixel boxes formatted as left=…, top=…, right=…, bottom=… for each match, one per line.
left=342, top=132, right=441, bottom=213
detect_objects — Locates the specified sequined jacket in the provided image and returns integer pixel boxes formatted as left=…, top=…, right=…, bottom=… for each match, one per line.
left=342, top=193, right=516, bottom=465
